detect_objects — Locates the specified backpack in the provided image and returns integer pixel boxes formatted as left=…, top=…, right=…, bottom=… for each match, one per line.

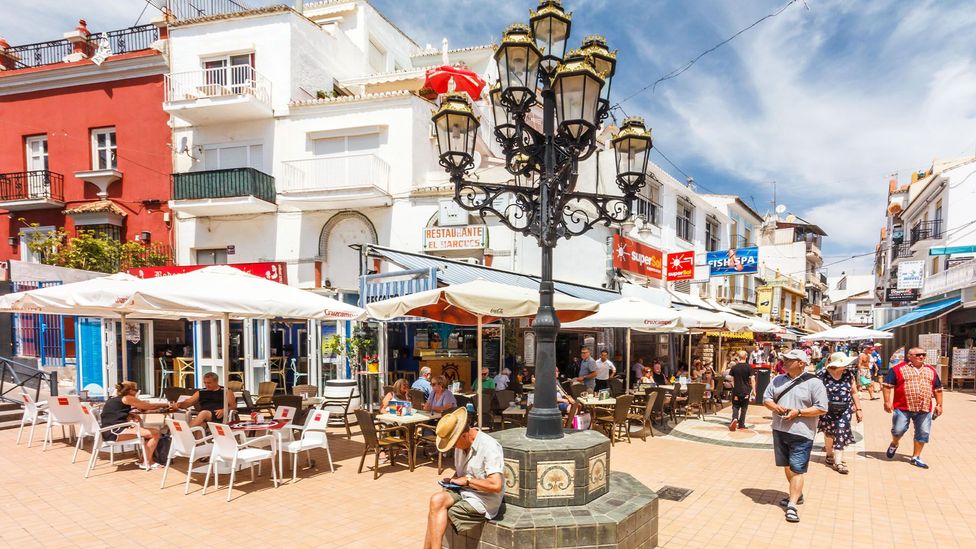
left=153, top=434, right=172, bottom=465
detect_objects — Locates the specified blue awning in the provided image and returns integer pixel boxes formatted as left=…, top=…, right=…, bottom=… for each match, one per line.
left=877, top=297, right=961, bottom=331
left=366, top=245, right=621, bottom=303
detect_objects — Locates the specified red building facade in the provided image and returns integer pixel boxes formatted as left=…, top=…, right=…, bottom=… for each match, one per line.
left=0, top=21, right=173, bottom=265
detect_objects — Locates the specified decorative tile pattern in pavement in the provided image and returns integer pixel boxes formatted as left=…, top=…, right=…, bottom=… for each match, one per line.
left=665, top=411, right=864, bottom=450
left=536, top=460, right=575, bottom=499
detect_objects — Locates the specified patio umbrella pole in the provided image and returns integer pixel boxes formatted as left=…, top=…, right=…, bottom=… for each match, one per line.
left=477, top=315, right=483, bottom=429
left=222, top=312, right=230, bottom=422
left=625, top=328, right=631, bottom=388
left=717, top=334, right=723, bottom=372
left=120, top=312, right=128, bottom=390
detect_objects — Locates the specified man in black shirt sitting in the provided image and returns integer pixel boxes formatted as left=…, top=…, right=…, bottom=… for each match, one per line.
left=174, top=372, right=235, bottom=428
left=651, top=361, right=668, bottom=385
left=729, top=350, right=756, bottom=431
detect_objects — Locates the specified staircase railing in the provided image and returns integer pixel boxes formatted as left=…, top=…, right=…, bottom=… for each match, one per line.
left=0, top=356, right=58, bottom=405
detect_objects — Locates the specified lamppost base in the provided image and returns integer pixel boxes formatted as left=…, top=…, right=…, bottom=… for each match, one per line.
left=525, top=407, right=564, bottom=439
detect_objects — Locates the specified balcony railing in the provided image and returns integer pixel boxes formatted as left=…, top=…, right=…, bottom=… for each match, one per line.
left=633, top=197, right=661, bottom=226
left=922, top=260, right=976, bottom=298
left=5, top=39, right=73, bottom=69
left=0, top=171, right=64, bottom=202
left=891, top=242, right=913, bottom=260
left=911, top=219, right=943, bottom=242
left=87, top=25, right=159, bottom=55
left=165, top=65, right=271, bottom=106
left=165, top=0, right=251, bottom=20
left=172, top=167, right=275, bottom=204
left=280, top=154, right=391, bottom=194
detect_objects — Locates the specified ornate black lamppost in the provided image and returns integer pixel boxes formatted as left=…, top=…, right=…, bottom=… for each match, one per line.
left=432, top=1, right=652, bottom=439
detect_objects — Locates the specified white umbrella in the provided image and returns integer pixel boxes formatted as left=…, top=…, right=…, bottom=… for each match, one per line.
left=799, top=324, right=894, bottom=342
left=562, top=297, right=681, bottom=387
left=366, top=279, right=599, bottom=427
left=124, top=265, right=367, bottom=418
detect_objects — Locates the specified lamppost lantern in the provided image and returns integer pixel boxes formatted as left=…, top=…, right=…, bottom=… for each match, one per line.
left=611, top=116, right=652, bottom=196
left=432, top=93, right=480, bottom=175
left=530, top=0, right=572, bottom=74
left=552, top=52, right=605, bottom=142
left=494, top=23, right=542, bottom=112
left=580, top=34, right=616, bottom=119
left=489, top=83, right=517, bottom=142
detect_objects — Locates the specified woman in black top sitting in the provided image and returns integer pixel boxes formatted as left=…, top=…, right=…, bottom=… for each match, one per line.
left=174, top=371, right=235, bottom=428
left=101, top=381, right=167, bottom=470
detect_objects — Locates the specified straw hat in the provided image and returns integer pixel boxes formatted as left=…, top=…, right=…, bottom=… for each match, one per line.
left=825, top=351, right=857, bottom=369
left=436, top=407, right=468, bottom=453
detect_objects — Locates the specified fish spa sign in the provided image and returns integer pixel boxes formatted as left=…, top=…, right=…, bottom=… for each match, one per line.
left=423, top=225, right=487, bottom=251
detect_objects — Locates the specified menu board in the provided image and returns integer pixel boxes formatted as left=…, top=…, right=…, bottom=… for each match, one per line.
left=481, top=326, right=501, bottom=372
left=700, top=344, right=715, bottom=369
left=952, top=348, right=976, bottom=379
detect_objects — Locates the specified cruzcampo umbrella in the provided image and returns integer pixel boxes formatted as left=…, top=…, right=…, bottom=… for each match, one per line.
left=799, top=324, right=894, bottom=342
left=365, top=279, right=600, bottom=427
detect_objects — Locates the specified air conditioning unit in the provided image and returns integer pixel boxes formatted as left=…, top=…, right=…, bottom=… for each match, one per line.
left=455, top=257, right=481, bottom=265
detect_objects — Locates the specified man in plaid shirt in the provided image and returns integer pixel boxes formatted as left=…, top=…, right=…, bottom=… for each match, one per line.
left=882, top=347, right=944, bottom=469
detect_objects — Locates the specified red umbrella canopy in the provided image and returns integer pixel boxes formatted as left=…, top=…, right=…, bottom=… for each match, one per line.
left=424, top=65, right=487, bottom=98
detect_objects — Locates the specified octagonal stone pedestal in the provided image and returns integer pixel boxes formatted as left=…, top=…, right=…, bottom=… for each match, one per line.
left=444, top=429, right=659, bottom=549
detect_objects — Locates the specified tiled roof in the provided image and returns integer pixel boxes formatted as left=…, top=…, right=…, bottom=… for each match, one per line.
left=412, top=44, right=497, bottom=57
left=63, top=200, right=127, bottom=217
left=171, top=5, right=293, bottom=27
left=290, top=89, right=420, bottom=107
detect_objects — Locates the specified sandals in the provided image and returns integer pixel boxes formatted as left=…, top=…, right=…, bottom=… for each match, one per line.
left=833, top=462, right=849, bottom=475
left=784, top=506, right=800, bottom=523
left=779, top=494, right=803, bottom=507
left=825, top=455, right=834, bottom=466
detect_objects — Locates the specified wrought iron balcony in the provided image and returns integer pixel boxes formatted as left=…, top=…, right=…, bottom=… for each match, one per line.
left=171, top=167, right=276, bottom=217
left=3, top=24, right=159, bottom=70
left=891, top=242, right=914, bottom=260
left=87, top=25, right=159, bottom=55
left=911, top=220, right=943, bottom=242
left=0, top=171, right=65, bottom=210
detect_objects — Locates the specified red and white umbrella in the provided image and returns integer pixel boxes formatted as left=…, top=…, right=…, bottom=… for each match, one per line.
left=423, top=65, right=487, bottom=99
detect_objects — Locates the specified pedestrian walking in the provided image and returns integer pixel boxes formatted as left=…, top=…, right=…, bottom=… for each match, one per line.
left=749, top=346, right=765, bottom=368
left=575, top=347, right=598, bottom=391
left=762, top=349, right=828, bottom=523
left=856, top=349, right=877, bottom=400
left=593, top=349, right=616, bottom=391
left=883, top=347, right=944, bottom=469
left=728, top=350, right=755, bottom=431
left=817, top=352, right=862, bottom=474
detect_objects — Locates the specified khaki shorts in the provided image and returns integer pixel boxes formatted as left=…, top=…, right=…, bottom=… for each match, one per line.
left=447, top=490, right=487, bottom=533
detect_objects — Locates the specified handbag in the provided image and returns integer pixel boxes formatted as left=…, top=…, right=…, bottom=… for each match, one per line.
left=827, top=401, right=849, bottom=414
left=571, top=412, right=591, bottom=431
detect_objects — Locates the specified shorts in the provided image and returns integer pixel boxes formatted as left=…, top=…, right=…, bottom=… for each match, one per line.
left=772, top=430, right=814, bottom=474
left=446, top=490, right=487, bottom=533
left=892, top=409, right=932, bottom=443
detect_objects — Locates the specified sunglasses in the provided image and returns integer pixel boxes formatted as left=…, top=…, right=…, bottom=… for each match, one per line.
left=910, top=353, right=927, bottom=357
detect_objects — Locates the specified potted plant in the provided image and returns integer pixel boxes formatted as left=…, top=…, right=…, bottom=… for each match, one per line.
left=348, top=332, right=376, bottom=372
left=322, top=334, right=343, bottom=357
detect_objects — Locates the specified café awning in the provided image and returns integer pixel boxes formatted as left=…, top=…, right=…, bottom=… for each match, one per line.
left=877, top=297, right=962, bottom=331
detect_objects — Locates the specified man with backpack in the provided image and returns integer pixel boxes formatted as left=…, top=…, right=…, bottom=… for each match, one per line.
left=763, top=349, right=828, bottom=524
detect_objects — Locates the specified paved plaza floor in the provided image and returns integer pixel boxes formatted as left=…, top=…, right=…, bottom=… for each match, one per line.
left=1, top=390, right=974, bottom=548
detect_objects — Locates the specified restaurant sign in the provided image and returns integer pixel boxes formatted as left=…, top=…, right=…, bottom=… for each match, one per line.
left=612, top=234, right=663, bottom=279
left=423, top=225, right=487, bottom=251
left=127, top=262, right=288, bottom=284
left=897, top=260, right=925, bottom=290
left=705, top=247, right=758, bottom=276
left=666, top=250, right=695, bottom=281
left=886, top=288, right=919, bottom=302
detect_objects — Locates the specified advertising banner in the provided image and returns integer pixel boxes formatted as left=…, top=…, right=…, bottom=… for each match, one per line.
left=127, top=262, right=288, bottom=284
left=885, top=288, right=919, bottom=302
left=897, top=260, right=925, bottom=290
left=612, top=234, right=663, bottom=279
left=756, top=287, right=773, bottom=314
left=705, top=247, right=758, bottom=276
left=666, top=250, right=695, bottom=281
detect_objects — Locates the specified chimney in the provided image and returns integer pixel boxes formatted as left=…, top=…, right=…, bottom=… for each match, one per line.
left=0, top=37, right=18, bottom=71
left=63, top=19, right=93, bottom=62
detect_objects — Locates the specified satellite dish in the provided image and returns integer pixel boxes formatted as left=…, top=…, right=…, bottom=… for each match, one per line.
left=775, top=204, right=787, bottom=214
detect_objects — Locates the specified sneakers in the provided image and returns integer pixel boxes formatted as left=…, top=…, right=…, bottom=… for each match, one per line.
left=139, top=462, right=162, bottom=471
left=910, top=457, right=929, bottom=469
left=729, top=419, right=738, bottom=431
left=885, top=444, right=897, bottom=459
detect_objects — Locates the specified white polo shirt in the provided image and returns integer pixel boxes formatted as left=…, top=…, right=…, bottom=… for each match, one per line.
left=595, top=358, right=615, bottom=380
left=454, top=430, right=505, bottom=518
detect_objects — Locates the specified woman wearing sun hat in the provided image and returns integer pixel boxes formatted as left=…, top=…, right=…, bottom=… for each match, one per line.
left=424, top=407, right=504, bottom=549
left=817, top=352, right=863, bottom=474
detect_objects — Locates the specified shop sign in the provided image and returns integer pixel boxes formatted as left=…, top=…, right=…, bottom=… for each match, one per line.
left=705, top=247, right=758, bottom=276
left=666, top=250, right=695, bottom=281
left=125, top=322, right=141, bottom=344
left=359, top=268, right=437, bottom=308
left=612, top=234, right=663, bottom=279
left=885, top=288, right=919, bottom=302
left=929, top=245, right=976, bottom=256
left=438, top=200, right=468, bottom=226
left=897, top=260, right=925, bottom=290
left=756, top=287, right=773, bottom=314
left=126, top=262, right=288, bottom=284
left=423, top=225, right=486, bottom=251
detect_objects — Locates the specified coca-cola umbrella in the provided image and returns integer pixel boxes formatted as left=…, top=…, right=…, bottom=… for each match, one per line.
left=423, top=65, right=487, bottom=98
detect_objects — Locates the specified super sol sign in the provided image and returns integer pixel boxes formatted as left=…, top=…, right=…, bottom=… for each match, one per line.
left=612, top=234, right=663, bottom=279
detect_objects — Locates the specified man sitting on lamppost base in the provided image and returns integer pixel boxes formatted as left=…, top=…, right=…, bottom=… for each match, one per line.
left=424, top=408, right=504, bottom=549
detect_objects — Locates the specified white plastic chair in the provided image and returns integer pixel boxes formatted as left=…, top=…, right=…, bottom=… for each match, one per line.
left=16, top=392, right=47, bottom=447
left=84, top=419, right=147, bottom=478
left=158, top=357, right=176, bottom=397
left=73, top=403, right=142, bottom=466
left=203, top=423, right=279, bottom=502
left=161, top=418, right=214, bottom=494
left=281, top=409, right=334, bottom=482
left=42, top=395, right=85, bottom=451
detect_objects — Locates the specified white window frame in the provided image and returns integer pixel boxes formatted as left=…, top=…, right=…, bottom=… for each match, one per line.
left=25, top=135, right=48, bottom=172
left=676, top=199, right=695, bottom=242
left=91, top=127, right=117, bottom=170
left=200, top=140, right=264, bottom=171
left=19, top=225, right=55, bottom=264
left=202, top=53, right=254, bottom=94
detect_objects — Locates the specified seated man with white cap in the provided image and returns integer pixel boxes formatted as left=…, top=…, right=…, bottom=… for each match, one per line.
left=424, top=408, right=504, bottom=548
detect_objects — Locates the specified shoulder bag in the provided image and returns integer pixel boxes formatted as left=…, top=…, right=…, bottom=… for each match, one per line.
left=772, top=373, right=815, bottom=404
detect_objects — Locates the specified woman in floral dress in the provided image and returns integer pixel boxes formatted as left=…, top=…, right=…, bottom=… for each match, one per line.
left=817, top=352, right=864, bottom=474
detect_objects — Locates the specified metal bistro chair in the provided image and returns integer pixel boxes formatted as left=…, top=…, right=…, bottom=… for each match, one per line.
left=649, top=387, right=670, bottom=427
left=594, top=394, right=634, bottom=445
left=158, top=357, right=176, bottom=398
left=682, top=383, right=707, bottom=420
left=268, top=357, right=287, bottom=394
left=627, top=390, right=660, bottom=441
left=408, top=389, right=426, bottom=410
left=287, top=357, right=308, bottom=387
left=354, top=409, right=409, bottom=480
left=608, top=377, right=625, bottom=397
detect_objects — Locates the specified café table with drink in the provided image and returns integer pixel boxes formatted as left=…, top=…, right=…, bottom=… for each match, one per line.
left=376, top=400, right=438, bottom=472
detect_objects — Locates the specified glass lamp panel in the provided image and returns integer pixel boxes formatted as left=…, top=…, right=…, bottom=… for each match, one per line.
left=554, top=73, right=583, bottom=134
left=490, top=87, right=507, bottom=127
left=580, top=75, right=602, bottom=130
left=533, top=16, right=569, bottom=61
left=435, top=115, right=452, bottom=158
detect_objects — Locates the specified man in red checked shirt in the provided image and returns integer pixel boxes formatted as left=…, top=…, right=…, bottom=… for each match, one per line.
left=882, top=347, right=944, bottom=469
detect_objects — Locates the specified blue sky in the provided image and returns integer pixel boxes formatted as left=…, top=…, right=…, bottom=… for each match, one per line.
left=6, top=0, right=976, bottom=276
